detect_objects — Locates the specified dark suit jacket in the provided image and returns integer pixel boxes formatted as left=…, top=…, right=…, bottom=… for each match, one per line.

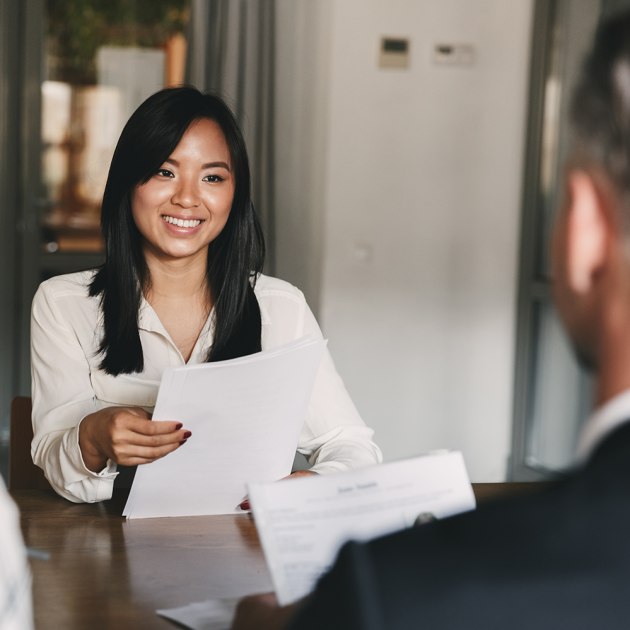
left=288, top=422, right=630, bottom=629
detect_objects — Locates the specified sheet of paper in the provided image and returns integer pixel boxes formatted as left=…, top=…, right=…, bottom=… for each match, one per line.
left=156, top=598, right=238, bottom=630
left=124, top=337, right=326, bottom=519
left=249, top=451, right=476, bottom=605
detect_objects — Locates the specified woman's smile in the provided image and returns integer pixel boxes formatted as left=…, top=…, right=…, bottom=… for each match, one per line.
left=161, top=213, right=205, bottom=232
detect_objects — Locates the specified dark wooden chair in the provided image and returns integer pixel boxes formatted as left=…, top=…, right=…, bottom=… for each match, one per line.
left=10, top=397, right=51, bottom=490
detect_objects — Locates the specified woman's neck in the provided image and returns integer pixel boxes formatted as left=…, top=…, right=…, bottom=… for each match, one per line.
left=143, top=245, right=210, bottom=304
left=142, top=245, right=212, bottom=362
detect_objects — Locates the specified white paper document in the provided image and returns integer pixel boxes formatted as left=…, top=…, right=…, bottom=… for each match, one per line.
left=249, top=451, right=476, bottom=605
left=123, top=337, right=326, bottom=519
left=156, top=598, right=237, bottom=630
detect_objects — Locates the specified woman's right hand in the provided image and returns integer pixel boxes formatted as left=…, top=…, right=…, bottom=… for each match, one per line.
left=78, top=406, right=191, bottom=473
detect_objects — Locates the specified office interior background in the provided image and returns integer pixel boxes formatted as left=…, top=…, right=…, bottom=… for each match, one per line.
left=0, top=0, right=626, bottom=484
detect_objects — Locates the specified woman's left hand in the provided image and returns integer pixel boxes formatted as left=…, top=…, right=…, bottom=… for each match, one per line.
left=239, top=470, right=318, bottom=511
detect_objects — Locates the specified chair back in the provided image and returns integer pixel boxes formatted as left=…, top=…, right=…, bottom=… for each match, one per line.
left=10, top=397, right=51, bottom=490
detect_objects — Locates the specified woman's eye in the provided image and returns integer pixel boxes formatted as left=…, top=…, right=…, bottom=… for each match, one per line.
left=203, top=174, right=225, bottom=183
left=157, top=169, right=174, bottom=178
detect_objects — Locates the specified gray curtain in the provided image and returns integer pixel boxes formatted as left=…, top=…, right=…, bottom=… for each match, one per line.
left=0, top=0, right=21, bottom=444
left=186, top=0, right=276, bottom=274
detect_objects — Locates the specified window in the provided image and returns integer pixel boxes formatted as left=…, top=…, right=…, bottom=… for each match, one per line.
left=41, top=0, right=189, bottom=257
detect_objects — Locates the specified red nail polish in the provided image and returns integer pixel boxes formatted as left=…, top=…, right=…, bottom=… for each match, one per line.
left=175, top=423, right=183, bottom=430
left=183, top=430, right=192, bottom=439
left=179, top=439, right=187, bottom=446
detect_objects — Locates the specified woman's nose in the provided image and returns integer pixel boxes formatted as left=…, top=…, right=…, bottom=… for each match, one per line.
left=171, top=178, right=200, bottom=208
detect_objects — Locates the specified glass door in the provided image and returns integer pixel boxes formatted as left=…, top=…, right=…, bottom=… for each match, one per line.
left=12, top=1, right=192, bottom=410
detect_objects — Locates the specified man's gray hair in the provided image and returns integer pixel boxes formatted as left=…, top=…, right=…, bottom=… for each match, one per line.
left=571, top=11, right=630, bottom=218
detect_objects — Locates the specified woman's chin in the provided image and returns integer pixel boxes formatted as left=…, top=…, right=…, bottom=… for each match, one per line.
left=145, top=240, right=210, bottom=262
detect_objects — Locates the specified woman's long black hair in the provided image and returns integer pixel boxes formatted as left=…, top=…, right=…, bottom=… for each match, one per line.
left=90, top=87, right=265, bottom=375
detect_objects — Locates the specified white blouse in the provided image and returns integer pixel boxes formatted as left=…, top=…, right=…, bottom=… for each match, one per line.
left=30, top=271, right=382, bottom=503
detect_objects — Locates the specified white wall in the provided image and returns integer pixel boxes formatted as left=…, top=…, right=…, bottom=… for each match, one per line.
left=275, top=0, right=333, bottom=314
left=318, top=0, right=533, bottom=481
left=275, top=0, right=534, bottom=481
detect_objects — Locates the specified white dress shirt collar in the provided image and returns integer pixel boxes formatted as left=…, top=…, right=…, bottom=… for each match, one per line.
left=137, top=293, right=272, bottom=364
left=137, top=292, right=272, bottom=334
left=137, top=297, right=171, bottom=335
left=137, top=297, right=214, bottom=365
left=576, top=387, right=630, bottom=463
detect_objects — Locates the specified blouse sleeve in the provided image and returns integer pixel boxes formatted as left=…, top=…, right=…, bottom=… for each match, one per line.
left=297, top=301, right=383, bottom=474
left=30, top=282, right=117, bottom=503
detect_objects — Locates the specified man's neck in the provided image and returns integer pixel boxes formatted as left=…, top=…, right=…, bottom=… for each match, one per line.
left=595, top=300, right=630, bottom=408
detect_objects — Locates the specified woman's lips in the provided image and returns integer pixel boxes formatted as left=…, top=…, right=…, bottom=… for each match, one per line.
left=161, top=214, right=205, bottom=234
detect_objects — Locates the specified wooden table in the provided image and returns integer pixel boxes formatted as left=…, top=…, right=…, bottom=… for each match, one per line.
left=13, top=483, right=548, bottom=630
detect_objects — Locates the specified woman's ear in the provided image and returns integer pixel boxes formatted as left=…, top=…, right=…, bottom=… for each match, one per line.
left=566, top=171, right=608, bottom=294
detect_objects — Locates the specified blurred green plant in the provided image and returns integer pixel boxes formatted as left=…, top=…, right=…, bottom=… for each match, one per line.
left=47, top=0, right=189, bottom=84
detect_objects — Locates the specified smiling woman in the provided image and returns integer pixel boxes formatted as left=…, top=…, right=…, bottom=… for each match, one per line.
left=132, top=119, right=235, bottom=266
left=29, top=87, right=382, bottom=503
left=130, top=118, right=238, bottom=364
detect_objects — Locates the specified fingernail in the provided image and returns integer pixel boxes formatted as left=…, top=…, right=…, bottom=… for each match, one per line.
left=240, top=501, right=251, bottom=511
left=179, top=439, right=188, bottom=446
left=175, top=423, right=183, bottom=430
left=183, top=431, right=192, bottom=439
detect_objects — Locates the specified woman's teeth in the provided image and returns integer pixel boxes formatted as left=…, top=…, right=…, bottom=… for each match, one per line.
left=162, top=216, right=202, bottom=228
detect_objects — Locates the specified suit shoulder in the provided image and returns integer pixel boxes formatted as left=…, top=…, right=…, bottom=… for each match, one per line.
left=369, top=473, right=591, bottom=581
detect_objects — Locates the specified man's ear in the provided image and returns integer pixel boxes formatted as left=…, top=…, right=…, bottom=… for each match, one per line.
left=566, top=170, right=608, bottom=294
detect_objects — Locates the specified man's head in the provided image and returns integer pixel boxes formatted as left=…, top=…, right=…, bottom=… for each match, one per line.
left=553, top=10, right=630, bottom=397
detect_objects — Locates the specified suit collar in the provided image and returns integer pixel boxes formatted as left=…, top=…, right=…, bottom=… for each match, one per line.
left=587, top=419, right=630, bottom=467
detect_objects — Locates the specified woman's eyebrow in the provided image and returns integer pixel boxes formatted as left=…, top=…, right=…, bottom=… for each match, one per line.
left=164, top=158, right=230, bottom=171
left=202, top=161, right=230, bottom=171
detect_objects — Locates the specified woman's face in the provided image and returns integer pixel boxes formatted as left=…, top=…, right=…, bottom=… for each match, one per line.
left=132, top=117, right=235, bottom=262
